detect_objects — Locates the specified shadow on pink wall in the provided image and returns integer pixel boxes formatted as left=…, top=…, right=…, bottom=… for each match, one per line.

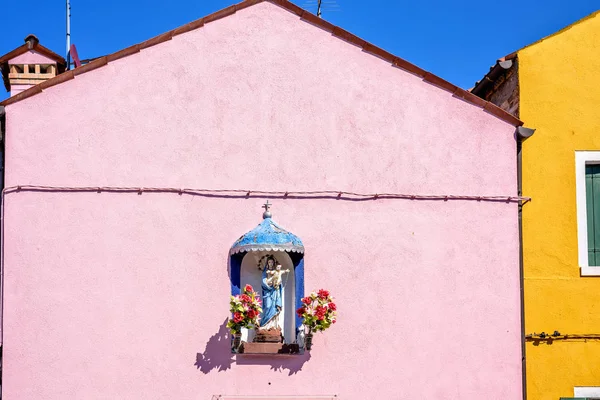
left=195, top=319, right=311, bottom=375
left=195, top=319, right=235, bottom=373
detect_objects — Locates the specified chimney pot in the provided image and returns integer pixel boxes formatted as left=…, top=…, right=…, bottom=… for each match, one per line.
left=24, top=34, right=39, bottom=49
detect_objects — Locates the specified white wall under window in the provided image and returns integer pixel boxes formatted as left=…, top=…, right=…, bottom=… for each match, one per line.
left=575, top=151, right=600, bottom=276
left=574, top=386, right=600, bottom=397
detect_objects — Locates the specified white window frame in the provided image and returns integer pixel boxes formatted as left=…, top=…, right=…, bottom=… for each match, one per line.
left=575, top=386, right=600, bottom=397
left=575, top=151, right=600, bottom=276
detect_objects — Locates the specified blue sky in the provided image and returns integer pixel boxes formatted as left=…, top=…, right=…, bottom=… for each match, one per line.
left=1, top=0, right=598, bottom=101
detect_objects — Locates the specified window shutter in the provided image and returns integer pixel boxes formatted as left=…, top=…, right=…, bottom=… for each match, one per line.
left=585, top=165, right=600, bottom=266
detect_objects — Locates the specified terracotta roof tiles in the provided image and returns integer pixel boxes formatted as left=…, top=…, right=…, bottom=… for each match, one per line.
left=106, top=44, right=142, bottom=63
left=0, top=43, right=66, bottom=66
left=71, top=56, right=108, bottom=76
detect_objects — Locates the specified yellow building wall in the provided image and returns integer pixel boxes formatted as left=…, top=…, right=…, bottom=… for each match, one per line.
left=518, top=10, right=600, bottom=400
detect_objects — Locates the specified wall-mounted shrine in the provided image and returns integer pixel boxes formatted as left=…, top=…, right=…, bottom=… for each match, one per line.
left=229, top=202, right=305, bottom=354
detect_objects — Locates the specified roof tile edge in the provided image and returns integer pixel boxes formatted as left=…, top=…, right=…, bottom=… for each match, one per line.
left=2, top=84, right=42, bottom=106
left=203, top=3, right=238, bottom=23
left=106, top=44, right=142, bottom=63
left=38, top=70, right=75, bottom=91
left=0, top=0, right=524, bottom=126
left=140, top=31, right=174, bottom=50
left=172, top=19, right=205, bottom=36
left=393, top=57, right=426, bottom=78
left=72, top=57, right=108, bottom=76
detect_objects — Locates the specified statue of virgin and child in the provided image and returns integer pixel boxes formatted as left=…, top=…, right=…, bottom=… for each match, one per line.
left=259, top=256, right=290, bottom=330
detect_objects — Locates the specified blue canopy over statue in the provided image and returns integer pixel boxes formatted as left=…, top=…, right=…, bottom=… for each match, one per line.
left=230, top=204, right=304, bottom=255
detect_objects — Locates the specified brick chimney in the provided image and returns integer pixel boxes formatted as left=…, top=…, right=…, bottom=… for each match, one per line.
left=0, top=34, right=66, bottom=97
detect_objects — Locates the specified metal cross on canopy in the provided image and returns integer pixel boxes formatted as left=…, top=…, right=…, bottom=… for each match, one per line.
left=262, top=200, right=272, bottom=219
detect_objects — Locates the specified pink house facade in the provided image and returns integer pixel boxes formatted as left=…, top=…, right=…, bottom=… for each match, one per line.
left=0, top=1, right=524, bottom=399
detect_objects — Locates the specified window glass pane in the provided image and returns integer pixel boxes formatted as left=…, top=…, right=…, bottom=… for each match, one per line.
left=594, top=170, right=600, bottom=266
left=586, top=166, right=597, bottom=265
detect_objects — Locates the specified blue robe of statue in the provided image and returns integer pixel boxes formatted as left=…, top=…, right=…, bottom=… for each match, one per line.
left=260, top=267, right=283, bottom=328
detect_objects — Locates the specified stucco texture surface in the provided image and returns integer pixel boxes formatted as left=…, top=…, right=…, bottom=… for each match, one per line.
left=3, top=3, right=520, bottom=399
left=519, top=10, right=600, bottom=400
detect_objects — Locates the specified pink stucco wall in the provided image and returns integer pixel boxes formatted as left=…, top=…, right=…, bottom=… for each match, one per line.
left=8, top=50, right=56, bottom=65
left=2, top=2, right=521, bottom=399
left=8, top=84, right=31, bottom=97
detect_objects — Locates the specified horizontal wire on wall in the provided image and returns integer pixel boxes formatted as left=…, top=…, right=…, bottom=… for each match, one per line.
left=1, top=185, right=531, bottom=204
left=526, top=332, right=600, bottom=341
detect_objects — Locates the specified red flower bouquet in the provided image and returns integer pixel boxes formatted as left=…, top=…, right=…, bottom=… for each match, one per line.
left=227, top=284, right=262, bottom=334
left=296, top=289, right=337, bottom=334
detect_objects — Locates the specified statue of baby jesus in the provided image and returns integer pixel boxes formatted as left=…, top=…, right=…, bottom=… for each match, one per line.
left=266, top=264, right=290, bottom=289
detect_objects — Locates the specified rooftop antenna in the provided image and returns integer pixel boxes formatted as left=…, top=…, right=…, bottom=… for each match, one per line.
left=66, top=0, right=71, bottom=66
left=302, top=0, right=340, bottom=18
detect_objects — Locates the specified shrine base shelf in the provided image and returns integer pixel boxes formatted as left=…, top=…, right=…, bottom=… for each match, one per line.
left=239, top=342, right=301, bottom=354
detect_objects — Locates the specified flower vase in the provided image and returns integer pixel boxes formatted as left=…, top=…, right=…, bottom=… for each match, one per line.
left=232, top=333, right=242, bottom=352
left=305, top=333, right=314, bottom=351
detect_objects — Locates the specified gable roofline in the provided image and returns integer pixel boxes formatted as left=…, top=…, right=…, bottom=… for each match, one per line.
left=470, top=53, right=517, bottom=98
left=512, top=8, right=599, bottom=56
left=0, top=43, right=66, bottom=66
left=0, top=0, right=522, bottom=127
left=471, top=9, right=599, bottom=99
